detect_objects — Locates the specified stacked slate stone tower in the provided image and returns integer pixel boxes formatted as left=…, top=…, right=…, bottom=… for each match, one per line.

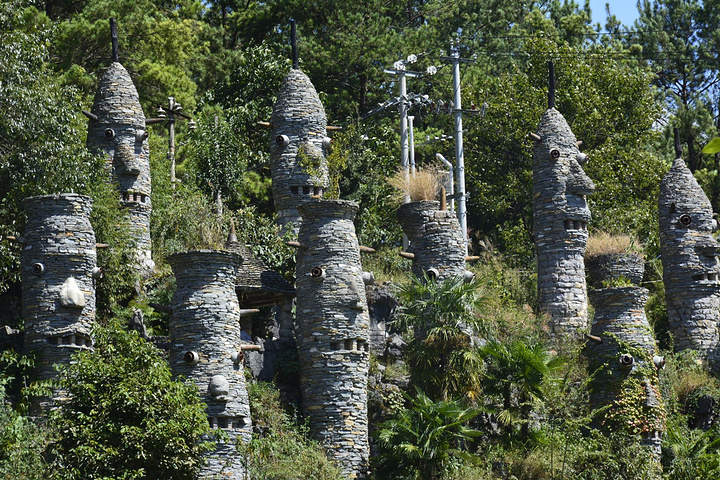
left=269, top=26, right=330, bottom=233
left=22, top=194, right=97, bottom=405
left=86, top=20, right=153, bottom=275
left=587, top=260, right=665, bottom=455
left=659, top=157, right=720, bottom=357
left=168, top=250, right=251, bottom=480
left=397, top=200, right=467, bottom=281
left=295, top=199, right=370, bottom=479
left=532, top=74, right=595, bottom=336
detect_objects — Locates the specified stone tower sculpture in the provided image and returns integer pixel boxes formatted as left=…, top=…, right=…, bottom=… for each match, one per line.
left=295, top=199, right=370, bottom=478
left=659, top=156, right=720, bottom=358
left=587, top=259, right=665, bottom=455
left=168, top=250, right=251, bottom=480
left=22, top=194, right=97, bottom=409
left=397, top=200, right=468, bottom=282
left=532, top=62, right=595, bottom=337
left=269, top=21, right=330, bottom=233
left=85, top=19, right=153, bottom=275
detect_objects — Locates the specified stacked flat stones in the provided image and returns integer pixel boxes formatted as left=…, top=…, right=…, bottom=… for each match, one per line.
left=532, top=108, right=595, bottom=337
left=87, top=62, right=153, bottom=275
left=22, top=194, right=96, bottom=402
left=659, top=158, right=720, bottom=358
left=587, top=279, right=665, bottom=454
left=585, top=253, right=644, bottom=289
left=295, top=200, right=370, bottom=479
left=168, top=251, right=251, bottom=480
left=397, top=201, right=467, bottom=281
left=270, top=69, right=330, bottom=233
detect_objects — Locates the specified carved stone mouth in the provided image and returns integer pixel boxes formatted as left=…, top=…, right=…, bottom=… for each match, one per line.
left=120, top=191, right=150, bottom=204
left=692, top=272, right=720, bottom=282
left=564, top=219, right=588, bottom=231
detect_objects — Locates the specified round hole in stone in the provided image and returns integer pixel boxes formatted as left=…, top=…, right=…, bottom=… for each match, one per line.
left=550, top=149, right=560, bottom=159
left=679, top=214, right=692, bottom=226
left=184, top=351, right=199, bottom=365
left=32, top=262, right=45, bottom=275
left=275, top=134, right=290, bottom=147
left=104, top=128, right=115, bottom=139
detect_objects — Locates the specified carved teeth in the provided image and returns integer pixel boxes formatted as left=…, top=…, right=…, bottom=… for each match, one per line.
left=564, top=219, right=587, bottom=231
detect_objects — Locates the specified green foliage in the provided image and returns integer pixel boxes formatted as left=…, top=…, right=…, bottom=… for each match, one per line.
left=0, top=390, right=50, bottom=480
left=374, top=389, right=482, bottom=480
left=663, top=422, right=720, bottom=479
left=394, top=275, right=489, bottom=401
left=241, top=381, right=343, bottom=480
left=0, top=1, right=103, bottom=292
left=479, top=339, right=565, bottom=441
left=50, top=320, right=212, bottom=480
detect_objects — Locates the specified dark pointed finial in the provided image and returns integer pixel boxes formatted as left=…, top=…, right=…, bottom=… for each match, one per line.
left=674, top=127, right=682, bottom=159
left=291, top=19, right=298, bottom=69
left=548, top=61, right=555, bottom=109
left=110, top=18, right=119, bottom=63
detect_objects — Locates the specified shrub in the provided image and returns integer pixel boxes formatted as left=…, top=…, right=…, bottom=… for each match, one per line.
left=50, top=321, right=212, bottom=480
left=389, top=168, right=441, bottom=202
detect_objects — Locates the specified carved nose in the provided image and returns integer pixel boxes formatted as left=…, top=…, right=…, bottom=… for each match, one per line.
left=566, top=158, right=595, bottom=195
left=59, top=277, right=85, bottom=308
left=114, top=144, right=141, bottom=175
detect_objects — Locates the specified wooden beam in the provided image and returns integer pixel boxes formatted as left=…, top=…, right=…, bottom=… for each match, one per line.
left=398, top=251, right=415, bottom=260
left=286, top=240, right=307, bottom=249
left=359, top=245, right=375, bottom=253
left=585, top=333, right=603, bottom=344
left=239, top=308, right=260, bottom=316
left=465, top=255, right=480, bottom=261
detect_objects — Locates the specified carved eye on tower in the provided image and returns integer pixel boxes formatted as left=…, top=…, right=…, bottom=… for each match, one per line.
left=32, top=262, right=45, bottom=275
left=275, top=135, right=290, bottom=147
left=104, top=128, right=115, bottom=139
left=135, top=130, right=148, bottom=142
left=679, top=214, right=692, bottom=227
left=309, top=266, right=326, bottom=281
left=550, top=149, right=560, bottom=159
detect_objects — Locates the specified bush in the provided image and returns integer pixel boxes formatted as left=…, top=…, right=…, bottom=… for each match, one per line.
left=50, top=321, right=212, bottom=480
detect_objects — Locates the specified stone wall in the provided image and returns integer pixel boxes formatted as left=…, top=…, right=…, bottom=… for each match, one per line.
left=659, top=158, right=720, bottom=358
left=168, top=250, right=251, bottom=480
left=532, top=108, right=595, bottom=337
left=21, top=194, right=97, bottom=405
left=295, top=199, right=370, bottom=478
left=397, top=200, right=467, bottom=281
left=587, top=286, right=665, bottom=454
left=87, top=62, right=153, bottom=275
left=270, top=69, right=330, bottom=233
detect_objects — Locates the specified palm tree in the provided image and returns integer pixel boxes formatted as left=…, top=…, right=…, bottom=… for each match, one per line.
left=479, top=339, right=565, bottom=440
left=394, top=274, right=491, bottom=401
left=374, top=389, right=483, bottom=480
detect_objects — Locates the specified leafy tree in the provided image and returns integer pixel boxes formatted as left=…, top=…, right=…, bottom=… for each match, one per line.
left=395, top=275, right=489, bottom=401
left=0, top=1, right=105, bottom=293
left=0, top=392, right=49, bottom=480
left=374, top=389, right=483, bottom=480
left=50, top=321, right=212, bottom=480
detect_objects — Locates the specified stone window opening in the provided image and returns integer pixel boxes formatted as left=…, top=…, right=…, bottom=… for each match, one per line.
left=47, top=333, right=92, bottom=348
left=303, top=186, right=310, bottom=195
left=291, top=186, right=299, bottom=195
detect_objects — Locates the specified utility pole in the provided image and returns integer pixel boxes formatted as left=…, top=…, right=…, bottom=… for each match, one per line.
left=408, top=115, right=416, bottom=176
left=147, top=97, right=196, bottom=190
left=442, top=42, right=471, bottom=254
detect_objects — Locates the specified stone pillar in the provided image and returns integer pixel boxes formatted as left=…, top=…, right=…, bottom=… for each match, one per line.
left=22, top=194, right=97, bottom=395
left=532, top=108, right=595, bottom=337
left=270, top=69, right=330, bottom=233
left=587, top=286, right=665, bottom=455
left=659, top=158, right=720, bottom=357
left=295, top=200, right=370, bottom=478
left=87, top=62, right=153, bottom=275
left=168, top=250, right=251, bottom=480
left=397, top=200, right=467, bottom=282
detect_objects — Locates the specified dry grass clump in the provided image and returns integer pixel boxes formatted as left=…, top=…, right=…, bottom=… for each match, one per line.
left=586, top=232, right=643, bottom=259
left=389, top=167, right=441, bottom=202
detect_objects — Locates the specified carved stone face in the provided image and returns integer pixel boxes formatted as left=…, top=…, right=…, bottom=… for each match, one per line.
left=533, top=108, right=595, bottom=241
left=660, top=158, right=720, bottom=294
left=87, top=62, right=151, bottom=206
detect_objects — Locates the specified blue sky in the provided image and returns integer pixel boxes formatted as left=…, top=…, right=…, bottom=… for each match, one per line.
left=588, top=0, right=641, bottom=28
